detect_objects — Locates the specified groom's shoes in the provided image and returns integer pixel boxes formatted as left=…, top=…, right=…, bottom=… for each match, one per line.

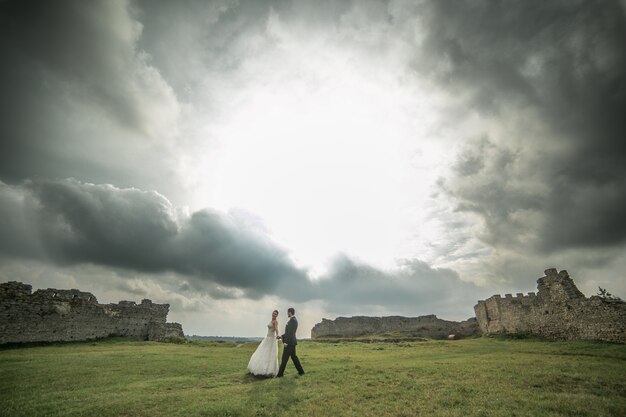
left=298, top=372, right=305, bottom=376
left=276, top=374, right=283, bottom=378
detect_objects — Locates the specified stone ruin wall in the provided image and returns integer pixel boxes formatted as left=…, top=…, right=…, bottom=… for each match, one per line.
left=0, top=281, right=185, bottom=344
left=311, top=314, right=480, bottom=339
left=474, top=268, right=626, bottom=343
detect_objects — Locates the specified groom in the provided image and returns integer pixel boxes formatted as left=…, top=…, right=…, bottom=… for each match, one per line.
left=276, top=307, right=305, bottom=377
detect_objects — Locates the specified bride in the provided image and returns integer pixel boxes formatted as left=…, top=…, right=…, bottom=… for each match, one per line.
left=247, top=309, right=279, bottom=377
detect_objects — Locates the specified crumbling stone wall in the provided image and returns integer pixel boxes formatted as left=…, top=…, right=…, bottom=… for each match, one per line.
left=474, top=268, right=626, bottom=343
left=0, top=281, right=185, bottom=344
left=311, top=314, right=480, bottom=339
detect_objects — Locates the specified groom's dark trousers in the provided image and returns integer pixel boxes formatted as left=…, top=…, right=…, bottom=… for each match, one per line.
left=278, top=344, right=304, bottom=376
left=277, top=315, right=304, bottom=376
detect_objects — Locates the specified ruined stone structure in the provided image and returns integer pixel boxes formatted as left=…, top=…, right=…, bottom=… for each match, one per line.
left=0, top=281, right=185, bottom=344
left=311, top=314, right=480, bottom=339
left=474, top=268, right=626, bottom=343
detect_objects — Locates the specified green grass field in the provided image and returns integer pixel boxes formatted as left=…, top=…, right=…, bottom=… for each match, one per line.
left=1, top=337, right=625, bottom=417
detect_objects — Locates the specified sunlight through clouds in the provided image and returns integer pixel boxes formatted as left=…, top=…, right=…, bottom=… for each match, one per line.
left=193, top=24, right=449, bottom=272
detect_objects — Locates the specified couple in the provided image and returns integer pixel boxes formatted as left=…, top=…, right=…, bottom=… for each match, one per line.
left=247, top=307, right=305, bottom=378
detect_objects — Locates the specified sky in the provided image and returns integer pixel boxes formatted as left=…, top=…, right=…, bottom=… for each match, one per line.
left=1, top=0, right=625, bottom=337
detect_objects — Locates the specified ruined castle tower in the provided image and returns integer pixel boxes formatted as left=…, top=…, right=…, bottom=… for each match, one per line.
left=474, top=268, right=625, bottom=343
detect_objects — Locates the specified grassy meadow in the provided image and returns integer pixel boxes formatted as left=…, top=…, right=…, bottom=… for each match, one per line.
left=1, top=337, right=625, bottom=417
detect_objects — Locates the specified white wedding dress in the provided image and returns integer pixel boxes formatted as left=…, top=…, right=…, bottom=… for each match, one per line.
left=247, top=322, right=279, bottom=377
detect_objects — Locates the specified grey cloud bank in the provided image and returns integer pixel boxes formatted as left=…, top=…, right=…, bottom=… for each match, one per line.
left=0, top=179, right=479, bottom=313
left=423, top=0, right=626, bottom=253
left=0, top=179, right=305, bottom=299
left=0, top=0, right=181, bottom=197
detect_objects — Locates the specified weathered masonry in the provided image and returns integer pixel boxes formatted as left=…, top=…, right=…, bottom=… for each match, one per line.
left=311, top=314, right=480, bottom=339
left=474, top=268, right=625, bottom=343
left=0, top=281, right=184, bottom=344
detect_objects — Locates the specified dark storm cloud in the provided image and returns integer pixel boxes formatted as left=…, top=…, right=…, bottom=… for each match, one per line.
left=0, top=182, right=43, bottom=258
left=0, top=179, right=307, bottom=298
left=412, top=0, right=626, bottom=253
left=29, top=179, right=178, bottom=269
left=0, top=0, right=179, bottom=193
left=0, top=178, right=479, bottom=311
left=1, top=0, right=146, bottom=133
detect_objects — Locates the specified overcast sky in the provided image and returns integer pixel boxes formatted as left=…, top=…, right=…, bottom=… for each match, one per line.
left=1, top=0, right=625, bottom=337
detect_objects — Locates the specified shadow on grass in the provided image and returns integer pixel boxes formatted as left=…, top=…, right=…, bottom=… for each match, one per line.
left=241, top=373, right=274, bottom=383
left=243, top=372, right=298, bottom=415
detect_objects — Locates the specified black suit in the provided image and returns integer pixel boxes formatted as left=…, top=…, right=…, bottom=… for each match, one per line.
left=277, top=316, right=304, bottom=376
